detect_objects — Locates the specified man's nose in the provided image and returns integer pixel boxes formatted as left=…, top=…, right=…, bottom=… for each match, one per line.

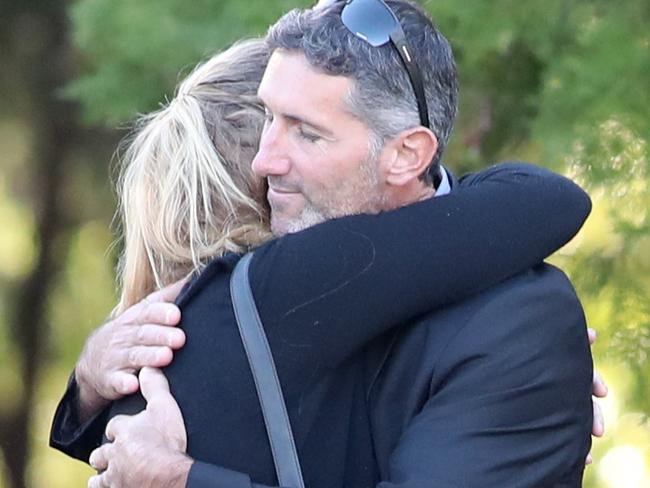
left=252, top=123, right=291, bottom=178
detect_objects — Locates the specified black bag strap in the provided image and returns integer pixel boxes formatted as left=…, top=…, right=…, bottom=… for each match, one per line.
left=230, top=253, right=305, bottom=488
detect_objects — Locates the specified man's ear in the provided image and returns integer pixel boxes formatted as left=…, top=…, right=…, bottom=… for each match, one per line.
left=384, top=127, right=438, bottom=187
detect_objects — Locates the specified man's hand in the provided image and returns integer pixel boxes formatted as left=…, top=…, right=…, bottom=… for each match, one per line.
left=88, top=367, right=192, bottom=488
left=75, top=280, right=186, bottom=422
left=587, top=328, right=608, bottom=465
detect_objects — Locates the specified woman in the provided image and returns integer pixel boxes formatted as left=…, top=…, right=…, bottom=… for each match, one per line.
left=51, top=38, right=591, bottom=487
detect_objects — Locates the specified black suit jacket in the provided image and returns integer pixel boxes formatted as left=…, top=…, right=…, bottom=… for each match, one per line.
left=366, top=264, right=592, bottom=487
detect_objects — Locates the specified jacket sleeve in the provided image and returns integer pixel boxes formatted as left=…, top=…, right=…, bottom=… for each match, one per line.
left=250, top=162, right=592, bottom=368
left=375, top=267, right=593, bottom=487
left=49, top=373, right=111, bottom=462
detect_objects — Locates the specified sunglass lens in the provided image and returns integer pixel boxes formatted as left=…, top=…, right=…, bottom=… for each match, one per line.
left=341, top=0, right=397, bottom=47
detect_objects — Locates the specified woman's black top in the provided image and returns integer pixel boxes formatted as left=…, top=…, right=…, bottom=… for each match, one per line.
left=50, top=163, right=591, bottom=488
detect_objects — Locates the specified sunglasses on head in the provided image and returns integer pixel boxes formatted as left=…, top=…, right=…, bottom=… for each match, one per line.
left=339, top=0, right=430, bottom=129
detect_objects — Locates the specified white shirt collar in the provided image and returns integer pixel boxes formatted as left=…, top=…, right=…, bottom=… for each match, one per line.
left=434, top=165, right=451, bottom=197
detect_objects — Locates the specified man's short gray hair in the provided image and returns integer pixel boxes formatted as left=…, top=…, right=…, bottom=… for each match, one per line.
left=267, top=0, right=459, bottom=185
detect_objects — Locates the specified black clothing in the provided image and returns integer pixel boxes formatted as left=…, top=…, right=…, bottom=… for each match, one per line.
left=51, top=163, right=592, bottom=487
left=367, top=264, right=591, bottom=487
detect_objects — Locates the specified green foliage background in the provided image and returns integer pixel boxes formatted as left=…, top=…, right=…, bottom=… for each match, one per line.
left=0, top=0, right=648, bottom=486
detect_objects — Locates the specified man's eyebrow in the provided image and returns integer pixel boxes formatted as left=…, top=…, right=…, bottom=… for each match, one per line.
left=258, top=93, right=335, bottom=137
left=285, top=113, right=334, bottom=137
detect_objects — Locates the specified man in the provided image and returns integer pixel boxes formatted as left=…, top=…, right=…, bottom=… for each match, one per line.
left=52, top=1, right=604, bottom=486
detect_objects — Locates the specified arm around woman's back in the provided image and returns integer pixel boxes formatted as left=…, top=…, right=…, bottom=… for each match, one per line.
left=249, top=162, right=590, bottom=367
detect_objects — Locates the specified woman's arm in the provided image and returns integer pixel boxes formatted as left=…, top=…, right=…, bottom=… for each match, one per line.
left=249, top=162, right=591, bottom=368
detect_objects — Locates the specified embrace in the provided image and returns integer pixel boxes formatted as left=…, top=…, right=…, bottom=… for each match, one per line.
left=50, top=1, right=605, bottom=487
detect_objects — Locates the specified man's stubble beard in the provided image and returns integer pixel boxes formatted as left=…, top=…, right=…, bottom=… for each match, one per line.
left=270, top=152, right=386, bottom=236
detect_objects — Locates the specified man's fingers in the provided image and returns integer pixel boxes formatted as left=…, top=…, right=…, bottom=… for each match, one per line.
left=134, top=324, right=186, bottom=349
left=116, top=300, right=180, bottom=330
left=135, top=302, right=181, bottom=328
left=588, top=328, right=606, bottom=438
left=89, top=445, right=110, bottom=472
left=592, top=401, right=605, bottom=437
left=125, top=346, right=173, bottom=369
left=88, top=473, right=109, bottom=488
left=105, top=415, right=129, bottom=442
left=587, top=328, right=597, bottom=345
left=585, top=453, right=593, bottom=465
left=139, top=367, right=187, bottom=451
left=139, top=367, right=171, bottom=404
left=140, top=367, right=183, bottom=419
left=592, top=370, right=608, bottom=398
left=145, top=279, right=187, bottom=304
left=109, top=371, right=139, bottom=396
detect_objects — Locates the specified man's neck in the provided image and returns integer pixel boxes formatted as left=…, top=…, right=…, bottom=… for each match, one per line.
left=382, top=180, right=436, bottom=211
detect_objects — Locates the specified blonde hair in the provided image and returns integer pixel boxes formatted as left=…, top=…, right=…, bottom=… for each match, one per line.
left=114, top=39, right=272, bottom=314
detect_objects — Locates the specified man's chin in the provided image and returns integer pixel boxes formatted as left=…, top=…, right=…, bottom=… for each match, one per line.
left=270, top=219, right=290, bottom=237
left=270, top=218, right=308, bottom=237
left=271, top=210, right=327, bottom=237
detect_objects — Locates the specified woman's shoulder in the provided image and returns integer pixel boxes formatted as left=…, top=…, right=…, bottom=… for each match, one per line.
left=175, top=252, right=242, bottom=308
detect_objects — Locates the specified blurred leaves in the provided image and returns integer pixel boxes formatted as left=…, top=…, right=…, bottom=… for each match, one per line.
left=65, top=0, right=312, bottom=124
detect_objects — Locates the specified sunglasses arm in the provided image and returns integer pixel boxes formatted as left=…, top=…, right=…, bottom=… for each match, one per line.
left=389, top=29, right=430, bottom=129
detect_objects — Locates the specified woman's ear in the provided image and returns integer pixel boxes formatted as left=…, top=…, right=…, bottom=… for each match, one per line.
left=384, top=127, right=438, bottom=187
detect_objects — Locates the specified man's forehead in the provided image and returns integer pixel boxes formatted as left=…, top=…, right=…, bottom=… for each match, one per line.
left=258, top=50, right=352, bottom=117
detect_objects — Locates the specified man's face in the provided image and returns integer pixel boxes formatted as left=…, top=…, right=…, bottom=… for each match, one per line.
left=252, top=49, right=387, bottom=236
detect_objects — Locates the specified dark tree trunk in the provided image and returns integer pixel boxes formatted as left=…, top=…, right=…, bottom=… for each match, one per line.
left=0, top=4, right=79, bottom=487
